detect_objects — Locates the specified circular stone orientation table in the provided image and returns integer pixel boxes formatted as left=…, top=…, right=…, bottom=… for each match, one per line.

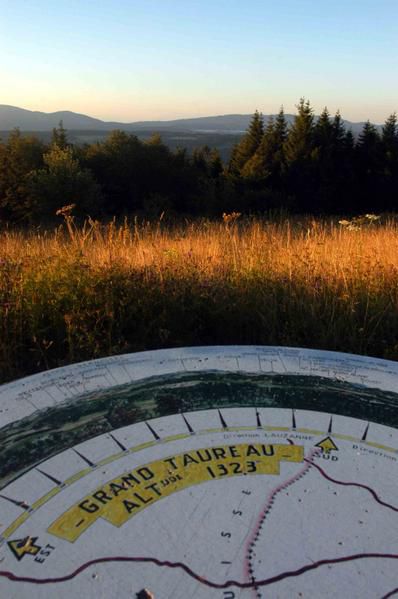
left=1, top=346, right=398, bottom=598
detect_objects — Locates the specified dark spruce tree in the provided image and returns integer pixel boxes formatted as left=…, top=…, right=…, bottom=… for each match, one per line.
left=312, top=108, right=353, bottom=213
left=314, top=107, right=333, bottom=147
left=312, top=108, right=335, bottom=212
left=284, top=98, right=314, bottom=163
left=382, top=113, right=398, bottom=150
left=243, top=108, right=288, bottom=185
left=355, top=120, right=382, bottom=212
left=332, top=111, right=346, bottom=146
left=330, top=113, right=357, bottom=212
left=284, top=98, right=317, bottom=212
left=228, top=110, right=264, bottom=176
left=229, top=107, right=290, bottom=213
left=344, top=129, right=355, bottom=152
left=241, top=116, right=275, bottom=181
left=274, top=107, right=288, bottom=148
left=381, top=113, right=398, bottom=209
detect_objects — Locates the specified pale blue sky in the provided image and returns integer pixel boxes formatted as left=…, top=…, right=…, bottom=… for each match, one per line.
left=1, top=0, right=397, bottom=122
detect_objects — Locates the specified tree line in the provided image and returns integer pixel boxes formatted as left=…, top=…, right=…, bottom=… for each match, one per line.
left=0, top=125, right=223, bottom=222
left=0, top=98, right=397, bottom=222
left=228, top=99, right=398, bottom=214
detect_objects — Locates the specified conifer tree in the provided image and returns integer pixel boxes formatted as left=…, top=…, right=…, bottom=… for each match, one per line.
left=358, top=120, right=380, bottom=148
left=241, top=116, right=275, bottom=180
left=208, top=149, right=223, bottom=178
left=332, top=111, right=346, bottom=146
left=51, top=120, right=68, bottom=149
left=382, top=113, right=398, bottom=151
left=356, top=121, right=382, bottom=211
left=227, top=145, right=239, bottom=177
left=242, top=107, right=287, bottom=183
left=344, top=129, right=355, bottom=151
left=272, top=106, right=288, bottom=183
left=381, top=113, right=398, bottom=207
left=284, top=99, right=316, bottom=211
left=192, top=145, right=212, bottom=173
left=312, top=108, right=333, bottom=196
left=313, top=109, right=350, bottom=212
left=328, top=114, right=354, bottom=209
left=228, top=110, right=264, bottom=175
left=356, top=120, right=381, bottom=172
left=314, top=107, right=333, bottom=148
left=274, top=106, right=288, bottom=144
left=284, top=98, right=314, bottom=164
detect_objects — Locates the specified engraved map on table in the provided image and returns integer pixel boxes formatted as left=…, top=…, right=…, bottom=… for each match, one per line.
left=1, top=347, right=398, bottom=598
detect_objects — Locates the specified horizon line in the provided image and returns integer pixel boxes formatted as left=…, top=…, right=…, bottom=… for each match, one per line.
left=0, top=103, right=389, bottom=127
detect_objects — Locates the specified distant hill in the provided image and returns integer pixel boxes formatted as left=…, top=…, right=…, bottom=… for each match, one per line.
left=0, top=105, right=117, bottom=131
left=0, top=104, right=381, bottom=136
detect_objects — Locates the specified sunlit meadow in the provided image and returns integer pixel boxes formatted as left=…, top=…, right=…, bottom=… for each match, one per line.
left=1, top=213, right=398, bottom=383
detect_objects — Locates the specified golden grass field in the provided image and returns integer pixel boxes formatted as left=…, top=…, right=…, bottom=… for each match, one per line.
left=1, top=214, right=398, bottom=383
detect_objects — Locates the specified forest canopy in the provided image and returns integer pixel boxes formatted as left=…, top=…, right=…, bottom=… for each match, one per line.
left=0, top=99, right=397, bottom=223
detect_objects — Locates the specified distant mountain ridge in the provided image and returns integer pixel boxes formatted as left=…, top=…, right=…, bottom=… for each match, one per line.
left=0, top=104, right=381, bottom=135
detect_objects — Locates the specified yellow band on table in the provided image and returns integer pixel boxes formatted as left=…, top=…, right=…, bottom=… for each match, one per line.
left=48, top=442, right=303, bottom=542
